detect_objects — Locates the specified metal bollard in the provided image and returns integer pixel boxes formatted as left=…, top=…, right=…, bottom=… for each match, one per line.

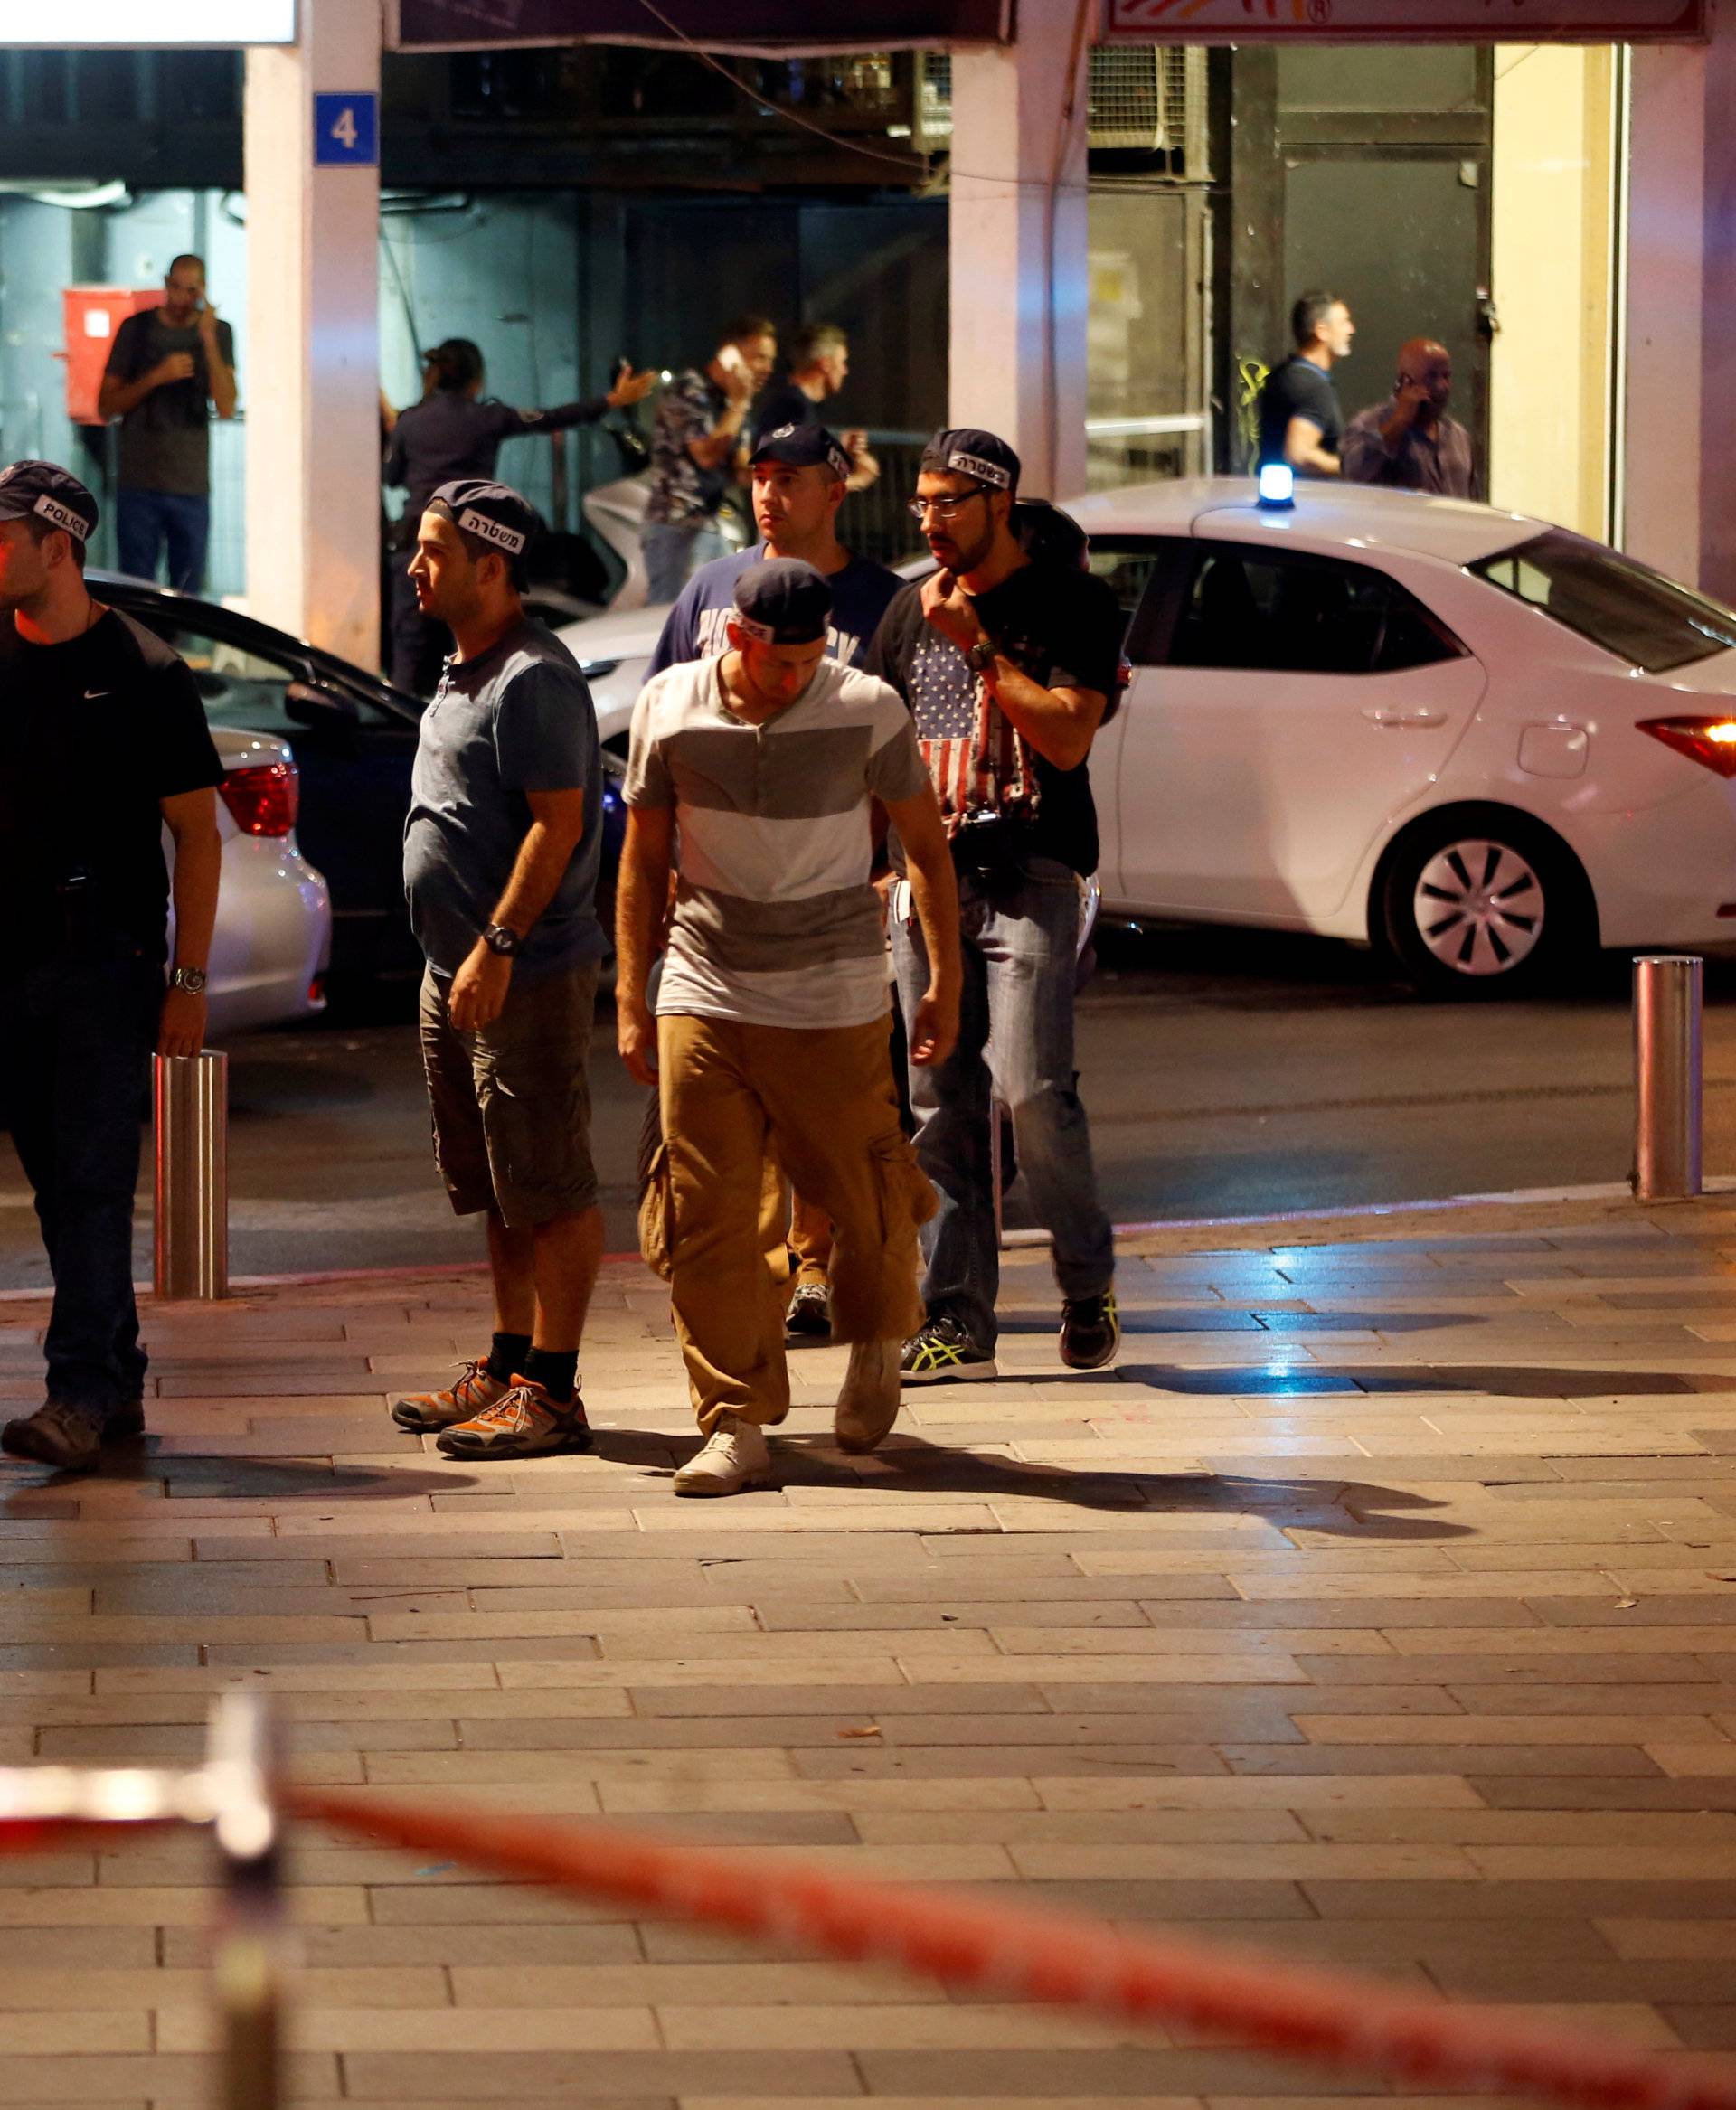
left=207, top=1694, right=285, bottom=2110
left=154, top=1050, right=229, bottom=1299
left=1633, top=955, right=1703, bottom=1202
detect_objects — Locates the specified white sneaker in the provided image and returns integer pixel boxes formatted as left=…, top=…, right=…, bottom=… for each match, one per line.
left=834, top=1339, right=903, bottom=1455
left=673, top=1410, right=773, bottom=1497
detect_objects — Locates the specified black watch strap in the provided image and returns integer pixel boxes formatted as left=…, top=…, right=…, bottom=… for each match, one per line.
left=482, top=923, right=521, bottom=957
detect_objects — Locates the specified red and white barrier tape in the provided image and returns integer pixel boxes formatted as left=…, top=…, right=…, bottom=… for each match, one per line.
left=278, top=1789, right=1736, bottom=2110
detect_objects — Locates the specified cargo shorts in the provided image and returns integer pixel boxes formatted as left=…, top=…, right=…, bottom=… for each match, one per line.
left=418, top=960, right=600, bottom=1226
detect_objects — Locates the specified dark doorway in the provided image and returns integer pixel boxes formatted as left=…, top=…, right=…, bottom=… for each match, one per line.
left=1214, top=44, right=1493, bottom=478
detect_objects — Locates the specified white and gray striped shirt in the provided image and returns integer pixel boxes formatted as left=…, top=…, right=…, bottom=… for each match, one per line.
left=624, top=653, right=928, bottom=1030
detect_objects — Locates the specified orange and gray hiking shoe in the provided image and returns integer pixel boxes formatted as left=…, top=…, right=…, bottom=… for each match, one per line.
left=435, top=1377, right=593, bottom=1460
left=390, top=1357, right=513, bottom=1434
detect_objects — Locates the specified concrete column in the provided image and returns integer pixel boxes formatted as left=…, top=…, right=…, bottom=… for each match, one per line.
left=947, top=5, right=1091, bottom=499
left=242, top=0, right=380, bottom=668
left=1621, top=42, right=1705, bottom=587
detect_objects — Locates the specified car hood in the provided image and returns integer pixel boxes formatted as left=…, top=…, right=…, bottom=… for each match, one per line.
left=557, top=601, right=669, bottom=668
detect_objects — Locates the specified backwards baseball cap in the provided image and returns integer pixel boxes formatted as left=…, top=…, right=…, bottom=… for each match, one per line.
left=731, top=558, right=833, bottom=645
left=427, top=478, right=540, bottom=562
left=750, top=421, right=852, bottom=482
left=920, top=426, right=1021, bottom=495
left=0, top=459, right=99, bottom=543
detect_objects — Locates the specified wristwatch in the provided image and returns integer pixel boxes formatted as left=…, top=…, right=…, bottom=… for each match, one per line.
left=482, top=923, right=522, bottom=957
left=965, top=637, right=999, bottom=676
left=167, top=966, right=207, bottom=995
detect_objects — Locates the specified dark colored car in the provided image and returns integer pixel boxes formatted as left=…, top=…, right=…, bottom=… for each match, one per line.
left=93, top=572, right=625, bottom=984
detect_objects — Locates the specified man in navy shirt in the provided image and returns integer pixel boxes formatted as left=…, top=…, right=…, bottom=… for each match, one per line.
left=647, top=423, right=901, bottom=677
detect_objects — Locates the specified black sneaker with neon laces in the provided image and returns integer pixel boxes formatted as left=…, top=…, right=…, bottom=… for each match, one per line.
left=899, top=1316, right=997, bottom=1386
left=434, top=1377, right=593, bottom=1459
left=1059, top=1289, right=1119, bottom=1371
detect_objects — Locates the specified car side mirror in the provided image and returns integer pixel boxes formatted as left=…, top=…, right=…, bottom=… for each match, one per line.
left=285, top=681, right=361, bottom=728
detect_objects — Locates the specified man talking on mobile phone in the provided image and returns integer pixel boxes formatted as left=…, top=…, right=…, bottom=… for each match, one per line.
left=98, top=254, right=236, bottom=594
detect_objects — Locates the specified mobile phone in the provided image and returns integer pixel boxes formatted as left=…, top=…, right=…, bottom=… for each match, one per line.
left=717, top=344, right=748, bottom=380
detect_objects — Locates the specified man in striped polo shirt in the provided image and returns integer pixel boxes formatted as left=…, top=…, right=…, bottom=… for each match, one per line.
left=617, top=560, right=961, bottom=1496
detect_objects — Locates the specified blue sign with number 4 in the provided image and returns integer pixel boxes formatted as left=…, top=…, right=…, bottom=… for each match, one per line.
left=314, top=92, right=378, bottom=167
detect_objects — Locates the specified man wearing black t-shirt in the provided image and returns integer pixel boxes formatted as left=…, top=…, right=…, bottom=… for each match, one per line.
left=0, top=460, right=224, bottom=1473
left=1255, top=290, right=1356, bottom=477
left=866, top=429, right=1123, bottom=1384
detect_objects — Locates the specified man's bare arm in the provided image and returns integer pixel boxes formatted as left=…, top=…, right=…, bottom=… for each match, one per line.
left=159, top=787, right=221, bottom=1060
left=490, top=787, right=587, bottom=935
left=881, top=784, right=961, bottom=1069
left=1283, top=413, right=1339, bottom=476
left=615, top=805, right=675, bottom=1087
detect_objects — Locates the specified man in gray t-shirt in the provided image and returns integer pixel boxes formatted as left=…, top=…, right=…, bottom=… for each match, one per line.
left=391, top=480, right=609, bottom=1468
left=99, top=253, right=236, bottom=594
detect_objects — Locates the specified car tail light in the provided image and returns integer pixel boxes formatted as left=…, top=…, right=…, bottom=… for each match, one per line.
left=219, top=759, right=299, bottom=837
left=1637, top=715, right=1736, bottom=778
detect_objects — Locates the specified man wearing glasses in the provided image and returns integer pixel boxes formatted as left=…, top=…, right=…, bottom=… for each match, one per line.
left=865, top=428, right=1124, bottom=1385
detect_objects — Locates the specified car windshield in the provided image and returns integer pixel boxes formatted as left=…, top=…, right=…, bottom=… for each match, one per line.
left=1470, top=531, right=1736, bottom=674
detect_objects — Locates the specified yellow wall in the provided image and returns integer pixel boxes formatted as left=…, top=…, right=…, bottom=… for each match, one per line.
left=1489, top=43, right=1617, bottom=537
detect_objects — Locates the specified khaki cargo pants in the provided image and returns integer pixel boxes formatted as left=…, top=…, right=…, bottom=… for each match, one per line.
left=642, top=1011, right=935, bottom=1435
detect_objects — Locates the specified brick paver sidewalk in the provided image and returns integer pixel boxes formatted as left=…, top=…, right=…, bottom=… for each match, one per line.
left=5, top=1197, right=1736, bottom=2105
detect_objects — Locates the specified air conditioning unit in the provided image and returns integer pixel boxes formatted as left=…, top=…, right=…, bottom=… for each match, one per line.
left=1088, top=45, right=1172, bottom=153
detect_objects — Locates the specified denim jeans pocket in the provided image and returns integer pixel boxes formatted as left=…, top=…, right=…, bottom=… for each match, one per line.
left=1017, top=854, right=1080, bottom=889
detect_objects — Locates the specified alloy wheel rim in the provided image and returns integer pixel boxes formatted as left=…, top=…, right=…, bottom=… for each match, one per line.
left=1412, top=837, right=1545, bottom=976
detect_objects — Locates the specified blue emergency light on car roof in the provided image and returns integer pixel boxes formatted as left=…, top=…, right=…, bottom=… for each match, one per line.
left=1257, top=463, right=1296, bottom=510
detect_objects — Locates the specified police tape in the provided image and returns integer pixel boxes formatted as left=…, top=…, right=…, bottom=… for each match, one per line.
left=284, top=1787, right=1736, bottom=2110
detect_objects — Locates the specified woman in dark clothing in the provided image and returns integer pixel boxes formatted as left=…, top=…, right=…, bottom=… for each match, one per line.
left=383, top=338, right=655, bottom=694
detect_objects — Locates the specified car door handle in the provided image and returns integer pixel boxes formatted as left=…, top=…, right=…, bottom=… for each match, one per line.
left=1363, top=707, right=1448, bottom=729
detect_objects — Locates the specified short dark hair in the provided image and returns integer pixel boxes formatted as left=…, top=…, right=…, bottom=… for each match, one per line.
left=790, top=323, right=847, bottom=368
left=1292, top=290, right=1340, bottom=349
left=166, top=252, right=205, bottom=280
left=450, top=522, right=529, bottom=592
left=722, top=313, right=776, bottom=348
left=22, top=513, right=86, bottom=570
left=426, top=338, right=485, bottom=393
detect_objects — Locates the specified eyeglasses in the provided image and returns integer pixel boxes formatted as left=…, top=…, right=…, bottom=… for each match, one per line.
left=907, top=485, right=989, bottom=523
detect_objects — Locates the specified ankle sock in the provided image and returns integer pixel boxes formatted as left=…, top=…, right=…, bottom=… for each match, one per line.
left=486, top=1331, right=531, bottom=1383
left=523, top=1346, right=578, bottom=1404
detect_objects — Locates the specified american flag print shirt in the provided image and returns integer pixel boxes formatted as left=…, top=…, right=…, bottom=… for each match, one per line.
left=905, top=628, right=1039, bottom=841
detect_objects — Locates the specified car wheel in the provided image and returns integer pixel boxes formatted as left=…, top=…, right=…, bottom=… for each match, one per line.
left=1380, top=809, right=1594, bottom=998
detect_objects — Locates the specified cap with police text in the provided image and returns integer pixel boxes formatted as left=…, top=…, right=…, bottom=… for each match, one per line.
left=427, top=478, right=540, bottom=561
left=749, top=422, right=852, bottom=481
left=731, top=558, right=833, bottom=645
left=0, top=459, right=99, bottom=543
left=919, top=427, right=1021, bottom=495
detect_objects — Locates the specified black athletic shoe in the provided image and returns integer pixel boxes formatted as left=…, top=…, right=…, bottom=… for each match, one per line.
left=900, top=1316, right=997, bottom=1385
left=1, top=1400, right=105, bottom=1472
left=1059, top=1290, right=1120, bottom=1371
left=785, top=1281, right=831, bottom=1339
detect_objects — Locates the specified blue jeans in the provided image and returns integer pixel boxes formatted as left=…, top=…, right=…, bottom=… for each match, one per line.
left=1, top=943, right=162, bottom=1414
left=116, top=487, right=210, bottom=594
left=643, top=517, right=729, bottom=604
left=891, top=858, right=1114, bottom=1350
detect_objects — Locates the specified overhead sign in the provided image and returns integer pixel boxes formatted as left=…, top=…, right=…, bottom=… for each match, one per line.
left=4, top=0, right=295, bottom=41
left=390, top=0, right=1010, bottom=51
left=314, top=92, right=380, bottom=167
left=1106, top=0, right=1703, bottom=36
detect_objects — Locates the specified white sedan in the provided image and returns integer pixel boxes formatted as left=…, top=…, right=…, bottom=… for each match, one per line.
left=561, top=478, right=1736, bottom=994
left=195, top=728, right=330, bottom=1038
